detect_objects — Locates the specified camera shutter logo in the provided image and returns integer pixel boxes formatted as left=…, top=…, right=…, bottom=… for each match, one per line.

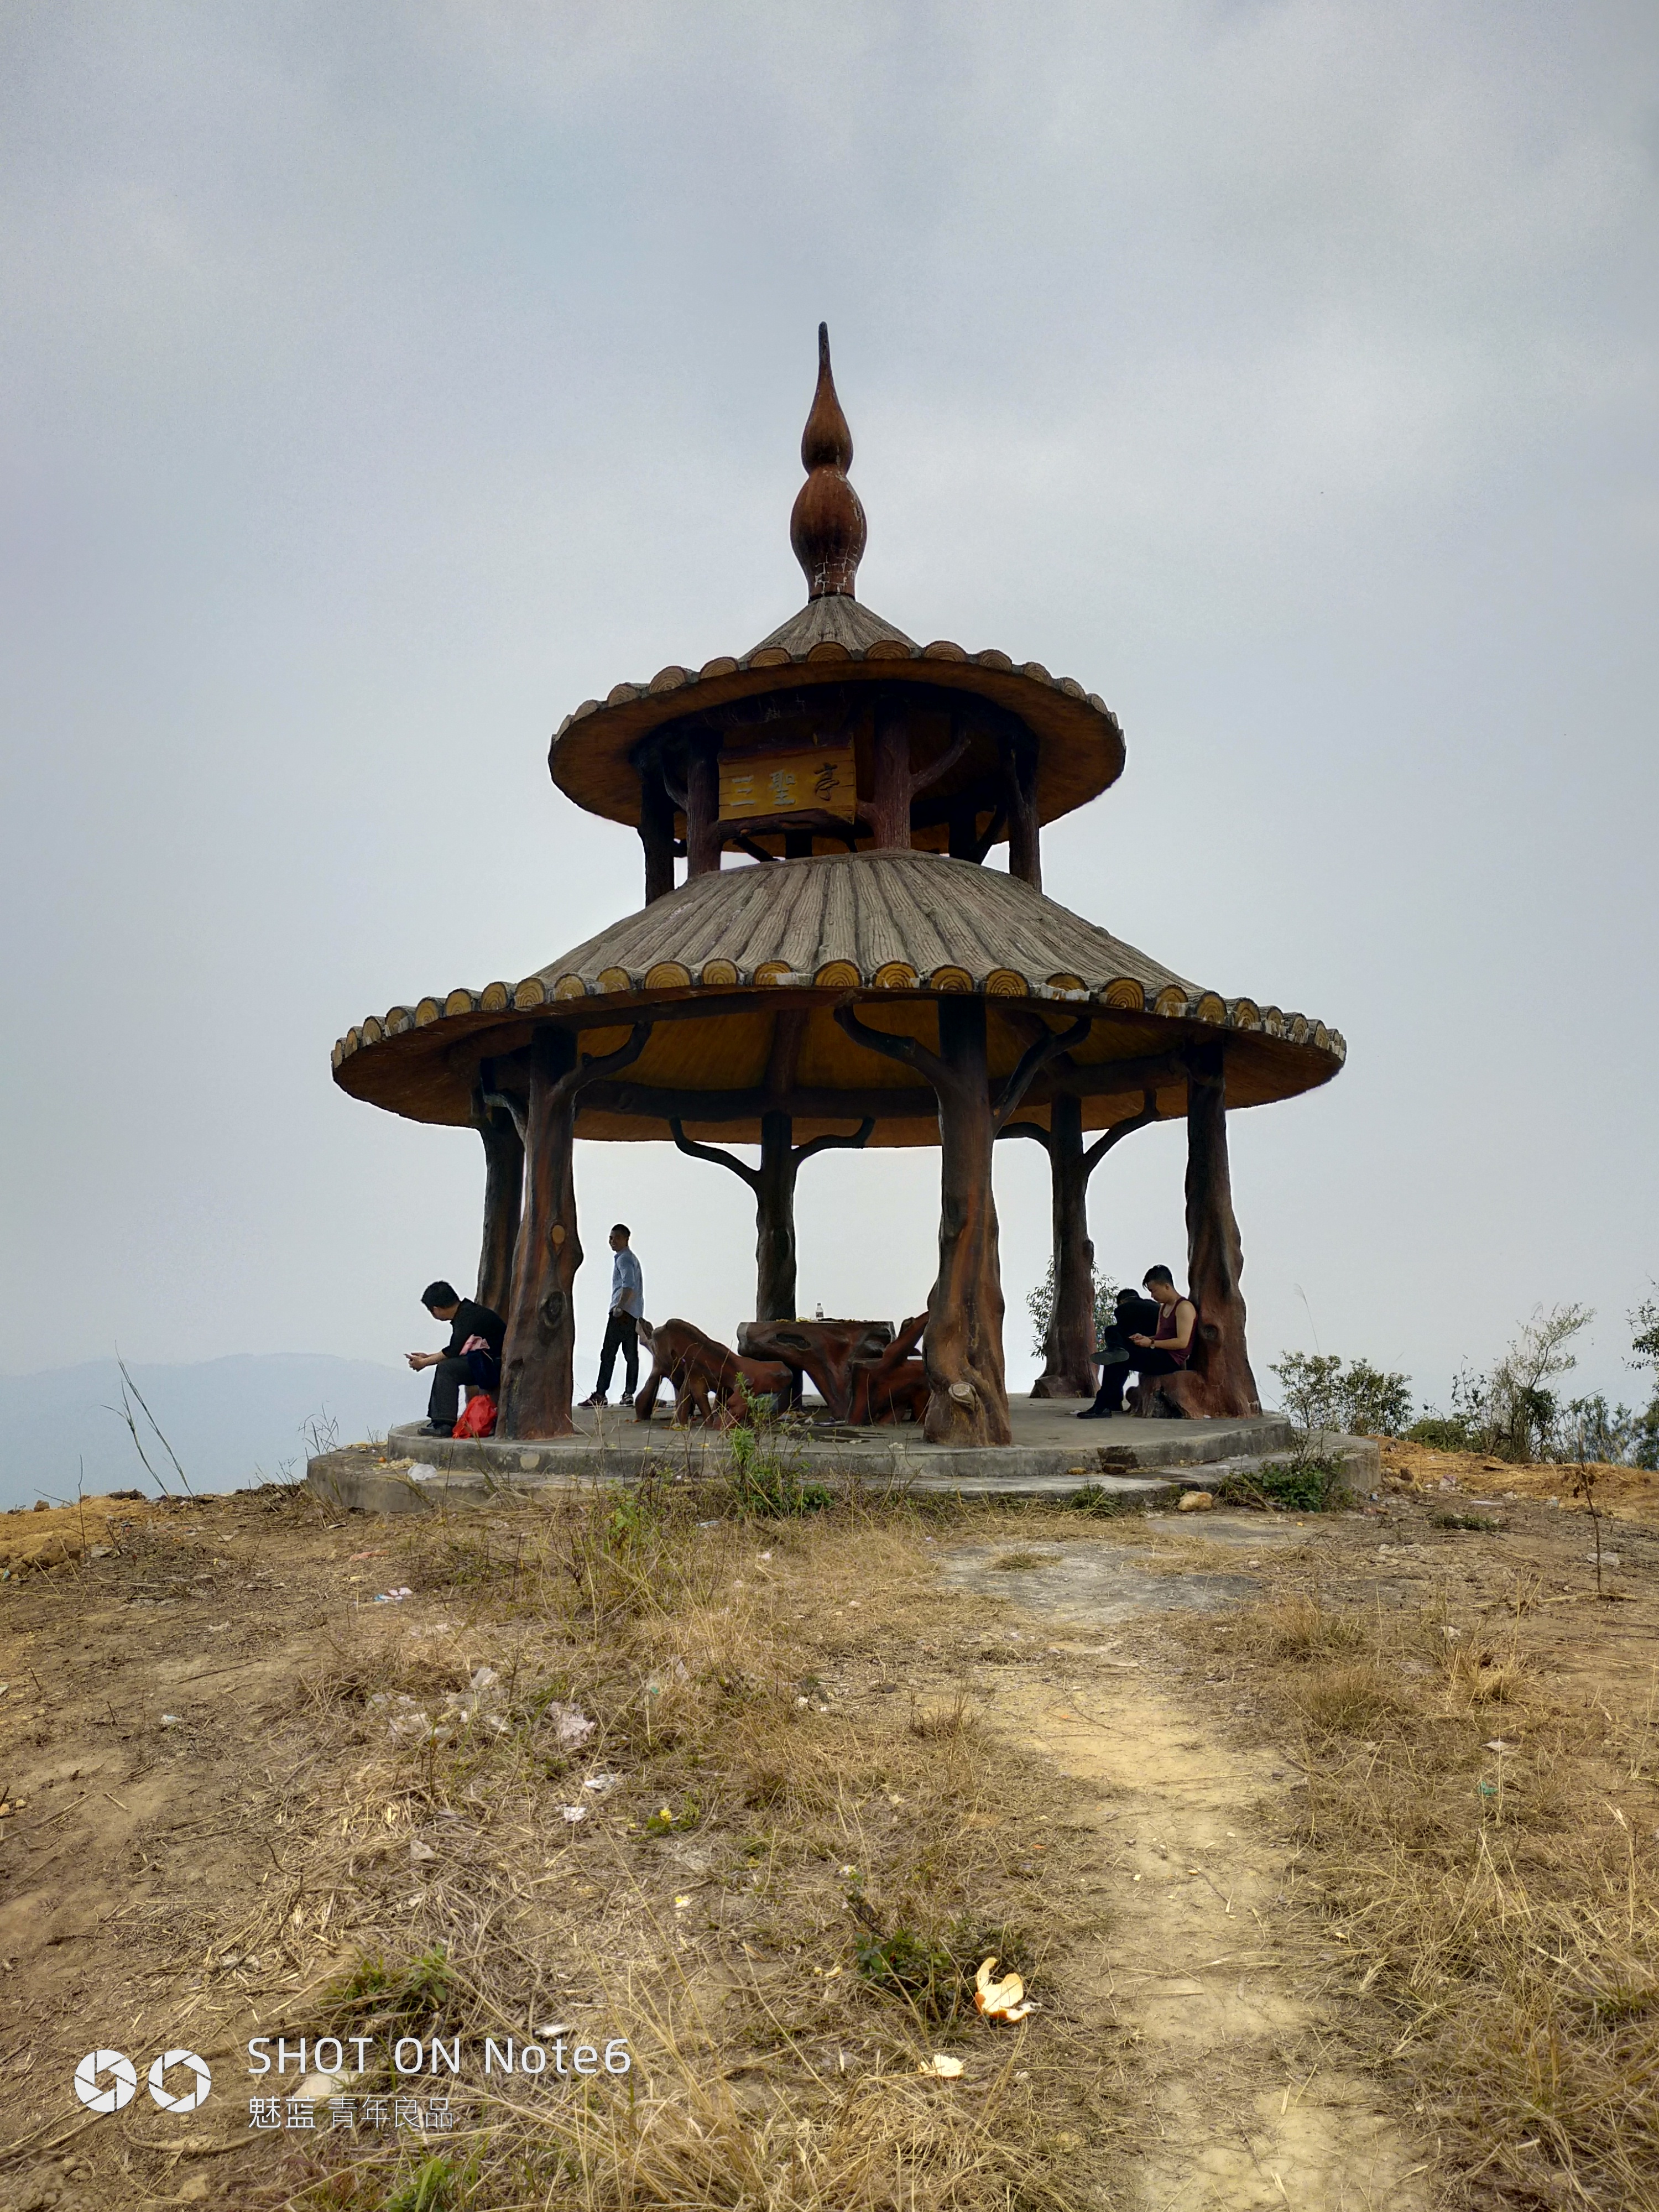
left=148, top=2049, right=212, bottom=2112
left=73, top=2051, right=137, bottom=2114
left=73, top=2048, right=211, bottom=2114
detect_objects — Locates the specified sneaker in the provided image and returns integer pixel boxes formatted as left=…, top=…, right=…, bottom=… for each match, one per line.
left=577, top=1392, right=608, bottom=1410
left=618, top=1391, right=635, bottom=1408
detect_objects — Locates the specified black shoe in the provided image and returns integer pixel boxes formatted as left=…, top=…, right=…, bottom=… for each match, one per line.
left=618, top=1391, right=635, bottom=1408
left=1076, top=1406, right=1110, bottom=1420
left=419, top=1420, right=452, bottom=1437
left=577, top=1393, right=608, bottom=1410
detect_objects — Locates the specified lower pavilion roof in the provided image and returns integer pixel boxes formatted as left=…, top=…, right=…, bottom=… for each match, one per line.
left=331, top=850, right=1345, bottom=1145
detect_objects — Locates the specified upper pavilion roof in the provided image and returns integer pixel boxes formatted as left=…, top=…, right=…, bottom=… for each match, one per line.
left=546, top=328, right=1126, bottom=841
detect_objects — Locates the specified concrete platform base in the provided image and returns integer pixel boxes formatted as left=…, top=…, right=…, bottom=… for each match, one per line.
left=305, top=1399, right=1381, bottom=1515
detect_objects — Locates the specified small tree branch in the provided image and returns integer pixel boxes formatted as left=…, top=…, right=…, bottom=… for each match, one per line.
left=909, top=717, right=971, bottom=797
left=668, top=1116, right=761, bottom=1191
left=833, top=999, right=948, bottom=1091
left=995, top=1118, right=1055, bottom=1154
left=1082, top=1089, right=1160, bottom=1177
left=967, top=799, right=1009, bottom=863
left=478, top=1084, right=529, bottom=1145
left=793, top=1116, right=875, bottom=1166
left=993, top=1012, right=1093, bottom=1133
left=551, top=1020, right=653, bottom=1109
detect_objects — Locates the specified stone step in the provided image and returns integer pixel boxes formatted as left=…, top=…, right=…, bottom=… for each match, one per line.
left=305, top=1426, right=1379, bottom=1516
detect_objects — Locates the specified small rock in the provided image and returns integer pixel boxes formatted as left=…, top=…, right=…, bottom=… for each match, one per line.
left=1177, top=1490, right=1215, bottom=1513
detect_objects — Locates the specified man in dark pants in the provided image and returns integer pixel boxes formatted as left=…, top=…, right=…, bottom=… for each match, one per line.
left=580, top=1225, right=644, bottom=1410
left=406, top=1280, right=507, bottom=1437
left=1077, top=1266, right=1196, bottom=1418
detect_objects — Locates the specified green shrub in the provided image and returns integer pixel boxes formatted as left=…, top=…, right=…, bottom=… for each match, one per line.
left=1218, top=1458, right=1343, bottom=1513
left=1405, top=1416, right=1475, bottom=1452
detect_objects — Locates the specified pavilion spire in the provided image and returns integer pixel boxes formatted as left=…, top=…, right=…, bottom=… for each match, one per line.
left=789, top=322, right=866, bottom=600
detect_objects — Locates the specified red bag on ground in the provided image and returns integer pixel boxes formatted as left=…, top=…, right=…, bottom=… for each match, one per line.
left=453, top=1394, right=498, bottom=1439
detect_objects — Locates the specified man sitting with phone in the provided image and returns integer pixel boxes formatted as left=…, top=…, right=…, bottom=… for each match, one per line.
left=406, top=1280, right=507, bottom=1437
left=1078, top=1266, right=1196, bottom=1418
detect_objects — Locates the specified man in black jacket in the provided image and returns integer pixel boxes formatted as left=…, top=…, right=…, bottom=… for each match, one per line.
left=406, top=1280, right=507, bottom=1437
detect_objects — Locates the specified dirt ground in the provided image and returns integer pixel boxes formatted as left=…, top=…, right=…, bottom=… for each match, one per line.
left=1, top=1449, right=1655, bottom=2211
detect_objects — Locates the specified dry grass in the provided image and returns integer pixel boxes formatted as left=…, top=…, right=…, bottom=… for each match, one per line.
left=1193, top=1574, right=1659, bottom=2209
left=226, top=1485, right=1123, bottom=2211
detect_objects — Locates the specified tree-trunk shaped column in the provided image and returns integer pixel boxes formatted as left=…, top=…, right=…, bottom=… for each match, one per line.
left=1000, top=1088, right=1159, bottom=1397
left=669, top=1109, right=875, bottom=1322
left=497, top=1021, right=651, bottom=1439
left=1184, top=1041, right=1261, bottom=1417
left=1001, top=735, right=1042, bottom=890
left=638, top=753, right=677, bottom=904
left=469, top=1082, right=525, bottom=1319
left=834, top=998, right=1089, bottom=1445
left=868, top=697, right=968, bottom=851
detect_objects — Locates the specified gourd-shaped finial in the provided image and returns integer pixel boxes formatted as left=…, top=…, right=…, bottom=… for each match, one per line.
left=789, top=323, right=866, bottom=599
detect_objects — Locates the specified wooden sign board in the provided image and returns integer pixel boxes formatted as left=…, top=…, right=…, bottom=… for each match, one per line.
left=719, top=743, right=857, bottom=821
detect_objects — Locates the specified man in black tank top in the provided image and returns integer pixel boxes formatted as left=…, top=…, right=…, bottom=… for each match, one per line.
left=1078, top=1265, right=1196, bottom=1417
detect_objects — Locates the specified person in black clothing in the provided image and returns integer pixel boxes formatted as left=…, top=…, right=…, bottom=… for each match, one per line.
left=406, top=1280, right=507, bottom=1437
left=1077, top=1269, right=1196, bottom=1418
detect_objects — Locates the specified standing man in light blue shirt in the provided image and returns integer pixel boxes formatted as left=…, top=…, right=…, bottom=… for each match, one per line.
left=581, top=1224, right=645, bottom=1408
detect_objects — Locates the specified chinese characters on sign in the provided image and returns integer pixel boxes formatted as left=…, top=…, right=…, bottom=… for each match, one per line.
left=719, top=743, right=856, bottom=821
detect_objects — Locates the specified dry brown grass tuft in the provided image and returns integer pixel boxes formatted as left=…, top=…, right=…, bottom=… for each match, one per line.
left=238, top=1491, right=1123, bottom=2210
left=1191, top=1583, right=1659, bottom=2208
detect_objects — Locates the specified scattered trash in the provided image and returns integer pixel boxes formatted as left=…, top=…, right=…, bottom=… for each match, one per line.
left=373, top=1587, right=415, bottom=1604
left=206, top=1621, right=230, bottom=1632
left=534, top=2022, right=573, bottom=2039
left=697, top=1520, right=721, bottom=1528
left=1441, top=1625, right=1463, bottom=1641
left=1484, top=1740, right=1518, bottom=1755
left=370, top=1669, right=528, bottom=1750
left=1177, top=1490, right=1215, bottom=1514
left=296, top=2070, right=351, bottom=2100
left=1588, top=1554, right=1621, bottom=1569
left=410, top=1839, right=438, bottom=1864
left=583, top=1773, right=618, bottom=1792
left=1478, top=1781, right=1498, bottom=1798
left=674, top=1894, right=692, bottom=1910
left=758, top=1551, right=773, bottom=1561
left=160, top=1714, right=181, bottom=1728
left=541, top=1702, right=596, bottom=1749
left=921, top=2054, right=964, bottom=2079
left=974, top=1957, right=1034, bottom=2023
left=349, top=1550, right=389, bottom=1562
left=561, top=1804, right=588, bottom=1824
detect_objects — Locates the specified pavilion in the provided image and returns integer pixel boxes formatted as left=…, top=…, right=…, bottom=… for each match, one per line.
left=332, top=328, right=1345, bottom=1443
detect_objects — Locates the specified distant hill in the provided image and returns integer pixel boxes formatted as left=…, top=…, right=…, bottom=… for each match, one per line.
left=0, top=1355, right=415, bottom=1509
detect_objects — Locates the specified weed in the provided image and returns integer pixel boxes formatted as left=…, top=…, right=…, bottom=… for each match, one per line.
left=1430, top=1511, right=1501, bottom=1532
left=1218, top=1457, right=1343, bottom=1512
left=1294, top=1660, right=1402, bottom=1735
left=1066, top=1483, right=1137, bottom=1516
left=384, top=2156, right=470, bottom=2212
left=317, top=1947, right=456, bottom=2040
left=722, top=1402, right=831, bottom=1517
left=990, top=1551, right=1049, bottom=1570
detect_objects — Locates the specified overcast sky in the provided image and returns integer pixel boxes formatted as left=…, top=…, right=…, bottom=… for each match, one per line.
left=3, top=2, right=1656, bottom=1426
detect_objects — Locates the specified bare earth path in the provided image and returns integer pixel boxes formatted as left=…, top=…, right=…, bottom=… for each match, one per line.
left=945, top=1527, right=1433, bottom=2212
